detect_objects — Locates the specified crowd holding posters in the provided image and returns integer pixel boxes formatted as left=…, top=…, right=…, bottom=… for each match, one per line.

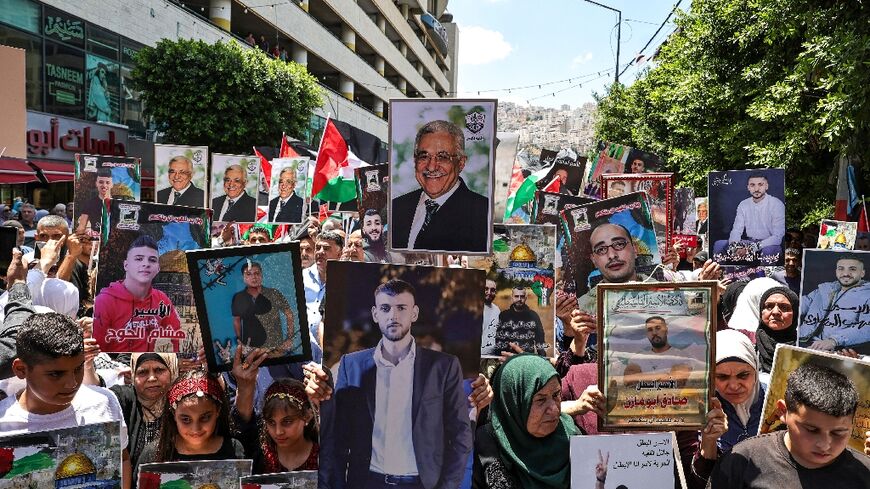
left=73, top=153, right=141, bottom=236
left=602, top=172, right=675, bottom=251
left=0, top=421, right=123, bottom=487
left=93, top=200, right=211, bottom=353
left=467, top=224, right=556, bottom=358
left=560, top=191, right=662, bottom=311
left=388, top=99, right=496, bottom=254
left=153, top=144, right=208, bottom=207
left=818, top=219, right=858, bottom=250
left=708, top=168, right=786, bottom=266
left=596, top=282, right=716, bottom=430
left=241, top=470, right=318, bottom=489
left=798, top=249, right=870, bottom=355
left=759, top=345, right=870, bottom=452
left=319, top=261, right=481, bottom=489
left=569, top=432, right=681, bottom=489
left=260, top=157, right=308, bottom=224
left=137, top=460, right=253, bottom=489
left=187, top=242, right=310, bottom=371
left=673, top=187, right=696, bottom=235
left=211, top=153, right=260, bottom=223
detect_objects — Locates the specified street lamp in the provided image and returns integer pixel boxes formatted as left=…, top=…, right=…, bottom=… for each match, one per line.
left=584, top=0, right=622, bottom=84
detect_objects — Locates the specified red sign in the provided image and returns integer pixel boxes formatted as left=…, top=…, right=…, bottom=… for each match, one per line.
left=26, top=115, right=126, bottom=158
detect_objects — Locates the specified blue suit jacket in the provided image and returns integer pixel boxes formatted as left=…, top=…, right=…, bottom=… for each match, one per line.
left=320, top=345, right=473, bottom=489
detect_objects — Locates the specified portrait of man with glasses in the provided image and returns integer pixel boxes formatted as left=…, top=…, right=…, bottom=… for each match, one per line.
left=157, top=155, right=206, bottom=206
left=211, top=164, right=257, bottom=222
left=390, top=118, right=491, bottom=253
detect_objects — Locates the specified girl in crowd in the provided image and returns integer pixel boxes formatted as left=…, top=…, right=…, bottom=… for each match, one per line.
left=138, top=369, right=244, bottom=463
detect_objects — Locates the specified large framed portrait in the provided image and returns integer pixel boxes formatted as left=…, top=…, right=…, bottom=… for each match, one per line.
left=759, top=344, right=870, bottom=452
left=0, top=421, right=123, bottom=487
left=798, top=249, right=870, bottom=355
left=210, top=153, right=260, bottom=223
left=596, top=281, right=718, bottom=430
left=73, top=153, right=140, bottom=237
left=153, top=143, right=208, bottom=207
left=186, top=242, right=311, bottom=372
left=93, top=201, right=211, bottom=353
left=260, top=157, right=308, bottom=224
left=388, top=98, right=496, bottom=254
left=602, top=172, right=675, bottom=252
left=708, top=168, right=786, bottom=266
left=467, top=224, right=556, bottom=358
left=560, top=192, right=663, bottom=312
left=138, top=460, right=252, bottom=489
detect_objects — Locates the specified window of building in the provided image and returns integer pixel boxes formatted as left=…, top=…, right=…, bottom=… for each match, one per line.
left=85, top=53, right=120, bottom=123
left=0, top=0, right=40, bottom=34
left=42, top=6, right=84, bottom=49
left=121, top=39, right=143, bottom=65
left=304, top=114, right=326, bottom=146
left=86, top=24, right=119, bottom=61
left=120, top=65, right=144, bottom=134
left=44, top=40, right=85, bottom=119
left=0, top=25, right=43, bottom=110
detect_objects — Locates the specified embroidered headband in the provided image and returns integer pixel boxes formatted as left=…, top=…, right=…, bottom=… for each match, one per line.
left=264, top=382, right=307, bottom=411
left=168, top=375, right=224, bottom=409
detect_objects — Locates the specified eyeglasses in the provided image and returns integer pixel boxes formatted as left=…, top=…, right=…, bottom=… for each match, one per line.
left=168, top=169, right=192, bottom=176
left=413, top=151, right=462, bottom=166
left=592, top=238, right=629, bottom=256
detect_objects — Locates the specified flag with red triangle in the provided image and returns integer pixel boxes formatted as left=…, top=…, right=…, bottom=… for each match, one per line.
left=542, top=176, right=561, bottom=194
left=311, top=118, right=368, bottom=203
left=254, top=146, right=272, bottom=195
left=279, top=132, right=299, bottom=158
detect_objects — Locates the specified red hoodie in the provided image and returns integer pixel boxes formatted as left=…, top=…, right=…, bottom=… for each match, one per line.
left=93, top=280, right=182, bottom=352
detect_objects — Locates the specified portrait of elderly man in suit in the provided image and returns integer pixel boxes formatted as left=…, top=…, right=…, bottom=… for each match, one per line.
left=320, top=278, right=472, bottom=489
left=212, top=164, right=257, bottom=222
left=268, top=166, right=304, bottom=223
left=391, top=120, right=490, bottom=253
left=156, top=155, right=206, bottom=206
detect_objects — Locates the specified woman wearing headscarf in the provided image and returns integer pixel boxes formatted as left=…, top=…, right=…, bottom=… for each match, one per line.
left=726, top=277, right=781, bottom=333
left=690, top=329, right=765, bottom=488
left=755, top=286, right=799, bottom=381
left=109, top=353, right=178, bottom=474
left=473, top=354, right=581, bottom=488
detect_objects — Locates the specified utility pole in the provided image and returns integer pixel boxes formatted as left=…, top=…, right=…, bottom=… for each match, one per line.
left=583, top=0, right=622, bottom=84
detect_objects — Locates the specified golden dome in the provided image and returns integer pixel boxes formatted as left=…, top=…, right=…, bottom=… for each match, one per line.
left=509, top=244, right=537, bottom=262
left=55, top=452, right=96, bottom=479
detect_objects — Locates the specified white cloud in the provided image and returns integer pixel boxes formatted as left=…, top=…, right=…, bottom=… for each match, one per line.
left=458, top=25, right=513, bottom=66
left=572, top=52, right=593, bottom=66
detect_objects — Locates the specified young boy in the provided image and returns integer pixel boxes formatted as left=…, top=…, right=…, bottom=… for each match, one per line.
left=0, top=311, right=131, bottom=488
left=707, top=363, right=870, bottom=488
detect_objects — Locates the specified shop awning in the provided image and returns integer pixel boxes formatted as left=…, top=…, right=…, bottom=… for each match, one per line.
left=0, top=157, right=40, bottom=184
left=28, top=159, right=76, bottom=183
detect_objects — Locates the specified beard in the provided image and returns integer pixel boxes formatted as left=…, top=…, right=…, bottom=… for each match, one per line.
left=649, top=335, right=667, bottom=349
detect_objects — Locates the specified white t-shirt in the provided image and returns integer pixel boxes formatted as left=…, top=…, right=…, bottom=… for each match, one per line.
left=0, top=384, right=128, bottom=449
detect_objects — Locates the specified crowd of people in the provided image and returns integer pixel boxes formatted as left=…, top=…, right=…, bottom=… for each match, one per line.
left=0, top=186, right=869, bottom=489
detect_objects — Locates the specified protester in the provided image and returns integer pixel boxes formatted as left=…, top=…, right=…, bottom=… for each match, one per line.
left=473, top=354, right=582, bottom=488
left=771, top=247, right=801, bottom=293
left=726, top=277, right=781, bottom=332
left=755, top=286, right=799, bottom=379
left=17, top=203, right=37, bottom=247
left=138, top=369, right=244, bottom=463
left=2, top=220, right=33, bottom=255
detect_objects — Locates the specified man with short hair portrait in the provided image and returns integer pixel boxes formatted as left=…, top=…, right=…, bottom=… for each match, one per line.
left=268, top=166, right=304, bottom=223
left=157, top=155, right=205, bottom=206
left=212, top=164, right=257, bottom=222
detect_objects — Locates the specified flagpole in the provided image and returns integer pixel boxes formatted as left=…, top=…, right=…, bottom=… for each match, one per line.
left=863, top=194, right=868, bottom=227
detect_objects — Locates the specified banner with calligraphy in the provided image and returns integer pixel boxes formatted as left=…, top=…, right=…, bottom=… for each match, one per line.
left=759, top=344, right=870, bottom=452
left=467, top=224, right=556, bottom=358
left=0, top=421, right=122, bottom=488
left=137, top=460, right=252, bottom=489
left=798, top=249, right=870, bottom=355
left=93, top=200, right=211, bottom=353
left=570, top=432, right=682, bottom=489
left=241, top=470, right=318, bottom=489
left=73, top=153, right=140, bottom=238
left=596, top=281, right=717, bottom=430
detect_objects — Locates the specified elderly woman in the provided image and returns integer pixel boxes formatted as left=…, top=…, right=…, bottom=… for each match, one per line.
left=473, top=354, right=581, bottom=488
left=690, top=329, right=764, bottom=488
left=110, top=353, right=178, bottom=472
left=755, top=286, right=799, bottom=379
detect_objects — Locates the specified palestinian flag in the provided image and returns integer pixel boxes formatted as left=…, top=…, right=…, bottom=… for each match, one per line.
left=311, top=119, right=368, bottom=203
left=503, top=167, right=552, bottom=219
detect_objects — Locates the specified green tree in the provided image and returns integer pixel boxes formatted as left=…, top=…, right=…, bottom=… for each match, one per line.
left=594, top=0, right=870, bottom=227
left=131, top=39, right=322, bottom=154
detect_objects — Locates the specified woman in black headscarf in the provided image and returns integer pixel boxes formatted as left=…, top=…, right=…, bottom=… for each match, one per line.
left=755, top=286, right=799, bottom=377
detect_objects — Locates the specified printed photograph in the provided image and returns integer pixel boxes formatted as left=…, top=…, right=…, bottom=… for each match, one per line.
left=0, top=421, right=122, bottom=488
left=673, top=187, right=696, bottom=235
left=817, top=219, right=858, bottom=250
left=355, top=164, right=390, bottom=263
left=625, top=147, right=663, bottom=174
left=602, top=172, right=674, bottom=252
left=85, top=54, right=120, bottom=123
left=758, top=345, right=870, bottom=452
left=262, top=157, right=308, bottom=224
left=388, top=98, right=496, bottom=254
left=570, top=433, right=678, bottom=489
left=319, top=261, right=482, bottom=489
left=798, top=249, right=870, bottom=355
left=559, top=191, right=662, bottom=313
left=597, top=282, right=716, bottom=430
left=708, top=168, right=786, bottom=266
left=537, top=161, right=583, bottom=196
left=583, top=141, right=628, bottom=199
left=73, top=153, right=141, bottom=237
left=93, top=201, right=211, bottom=353
left=187, top=242, right=310, bottom=371
left=154, top=144, right=208, bottom=207
left=137, top=460, right=252, bottom=489
left=240, top=470, right=317, bottom=489
left=467, top=224, right=556, bottom=358
left=695, top=197, right=708, bottom=236
left=211, top=153, right=260, bottom=223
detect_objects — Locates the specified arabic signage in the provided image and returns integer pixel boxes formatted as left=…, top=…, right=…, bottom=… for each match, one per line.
left=26, top=111, right=127, bottom=160
left=43, top=6, right=85, bottom=48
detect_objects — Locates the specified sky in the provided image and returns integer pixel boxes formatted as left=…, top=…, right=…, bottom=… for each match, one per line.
left=448, top=0, right=689, bottom=109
